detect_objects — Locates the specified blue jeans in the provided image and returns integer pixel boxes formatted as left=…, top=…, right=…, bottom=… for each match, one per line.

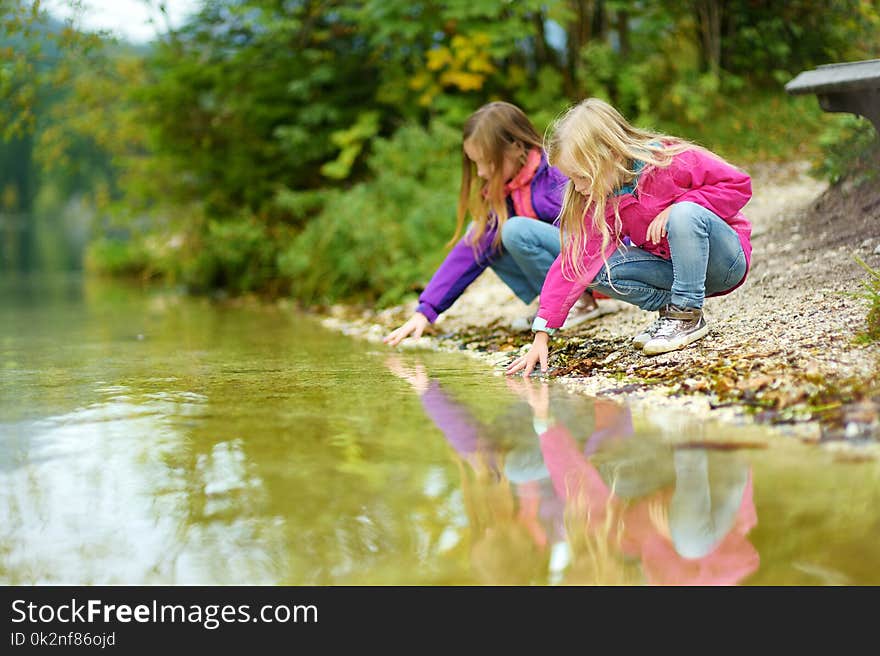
left=589, top=202, right=747, bottom=311
left=669, top=450, right=749, bottom=559
left=490, top=216, right=561, bottom=304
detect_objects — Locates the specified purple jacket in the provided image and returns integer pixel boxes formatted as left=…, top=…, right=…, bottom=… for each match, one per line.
left=416, top=152, right=568, bottom=323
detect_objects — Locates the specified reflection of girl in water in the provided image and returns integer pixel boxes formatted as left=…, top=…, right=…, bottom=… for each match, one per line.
left=387, top=357, right=756, bottom=585
left=386, top=355, right=554, bottom=584
left=457, top=453, right=550, bottom=585
left=542, top=421, right=758, bottom=585
left=623, top=449, right=757, bottom=586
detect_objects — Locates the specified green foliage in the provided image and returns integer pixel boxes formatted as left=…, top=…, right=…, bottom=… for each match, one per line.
left=814, top=117, right=879, bottom=185
left=852, top=257, right=880, bottom=344
left=513, top=65, right=568, bottom=132
left=0, top=2, right=115, bottom=210
left=175, top=217, right=287, bottom=295
left=85, top=237, right=151, bottom=277
left=722, top=0, right=880, bottom=84
left=8, top=0, right=880, bottom=300
left=653, top=92, right=834, bottom=164
left=321, top=111, right=381, bottom=180
left=278, top=122, right=460, bottom=306
left=140, top=0, right=382, bottom=216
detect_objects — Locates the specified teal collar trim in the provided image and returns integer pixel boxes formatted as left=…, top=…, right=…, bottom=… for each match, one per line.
left=615, top=158, right=646, bottom=196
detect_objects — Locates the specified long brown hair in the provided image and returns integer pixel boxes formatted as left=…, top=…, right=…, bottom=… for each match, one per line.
left=450, top=102, right=544, bottom=253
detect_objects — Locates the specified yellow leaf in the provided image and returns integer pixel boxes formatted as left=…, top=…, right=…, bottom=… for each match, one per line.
left=440, top=70, right=484, bottom=91
left=426, top=47, right=452, bottom=72
left=408, top=71, right=430, bottom=90
left=467, top=55, right=494, bottom=75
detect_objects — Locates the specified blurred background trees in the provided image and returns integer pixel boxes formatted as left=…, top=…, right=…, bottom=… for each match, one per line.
left=2, top=0, right=878, bottom=301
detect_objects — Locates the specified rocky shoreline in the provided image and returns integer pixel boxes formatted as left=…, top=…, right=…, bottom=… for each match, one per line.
left=320, top=160, right=880, bottom=448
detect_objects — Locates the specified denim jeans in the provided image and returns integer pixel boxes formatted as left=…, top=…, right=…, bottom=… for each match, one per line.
left=490, top=216, right=561, bottom=304
left=589, top=201, right=747, bottom=311
left=669, top=450, right=749, bottom=559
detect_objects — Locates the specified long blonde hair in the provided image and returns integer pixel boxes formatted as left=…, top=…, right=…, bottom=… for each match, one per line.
left=547, top=98, right=692, bottom=281
left=450, top=102, right=544, bottom=253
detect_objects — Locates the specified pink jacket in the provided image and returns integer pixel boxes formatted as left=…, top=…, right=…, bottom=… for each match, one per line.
left=540, top=427, right=759, bottom=586
left=537, top=148, right=753, bottom=328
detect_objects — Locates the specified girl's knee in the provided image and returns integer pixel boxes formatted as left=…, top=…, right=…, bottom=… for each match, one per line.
left=667, top=201, right=715, bottom=241
left=667, top=201, right=703, bottom=230
left=500, top=216, right=530, bottom=249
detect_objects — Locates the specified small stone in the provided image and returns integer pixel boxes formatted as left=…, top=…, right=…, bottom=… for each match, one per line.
left=601, top=350, right=623, bottom=364
left=873, top=243, right=880, bottom=255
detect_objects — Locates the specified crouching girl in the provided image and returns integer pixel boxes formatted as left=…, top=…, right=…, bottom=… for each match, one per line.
left=384, top=101, right=613, bottom=347
left=507, top=98, right=752, bottom=377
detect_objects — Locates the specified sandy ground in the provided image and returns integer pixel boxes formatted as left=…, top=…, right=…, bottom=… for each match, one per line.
left=321, top=160, right=880, bottom=445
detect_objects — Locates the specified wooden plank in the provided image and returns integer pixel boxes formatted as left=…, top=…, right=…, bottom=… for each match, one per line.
left=785, top=59, right=880, bottom=95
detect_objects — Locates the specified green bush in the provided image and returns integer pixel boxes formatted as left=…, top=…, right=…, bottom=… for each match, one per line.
left=177, top=217, right=285, bottom=295
left=84, top=237, right=151, bottom=277
left=277, top=122, right=461, bottom=306
left=814, top=116, right=879, bottom=184
left=853, top=257, right=880, bottom=343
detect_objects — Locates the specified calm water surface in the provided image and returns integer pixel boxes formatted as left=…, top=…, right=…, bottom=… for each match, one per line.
left=1, top=275, right=878, bottom=585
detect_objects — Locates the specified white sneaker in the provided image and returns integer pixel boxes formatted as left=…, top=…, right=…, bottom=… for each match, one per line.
left=642, top=305, right=710, bottom=355
left=509, top=314, right=535, bottom=332
left=560, top=295, right=620, bottom=330
left=632, top=306, right=670, bottom=348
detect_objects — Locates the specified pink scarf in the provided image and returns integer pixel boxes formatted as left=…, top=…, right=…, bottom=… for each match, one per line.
left=505, top=148, right=542, bottom=218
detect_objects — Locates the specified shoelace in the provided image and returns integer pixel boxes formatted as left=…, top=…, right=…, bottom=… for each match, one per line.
left=652, top=316, right=686, bottom=339
left=641, top=316, right=666, bottom=337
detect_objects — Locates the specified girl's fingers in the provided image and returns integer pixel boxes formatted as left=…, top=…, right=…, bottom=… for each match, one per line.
left=384, top=326, right=408, bottom=346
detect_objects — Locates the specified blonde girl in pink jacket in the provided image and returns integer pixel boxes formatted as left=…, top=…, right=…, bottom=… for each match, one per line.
left=507, top=99, right=752, bottom=377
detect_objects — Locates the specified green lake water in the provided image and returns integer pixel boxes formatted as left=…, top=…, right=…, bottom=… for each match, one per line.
left=1, top=274, right=878, bottom=585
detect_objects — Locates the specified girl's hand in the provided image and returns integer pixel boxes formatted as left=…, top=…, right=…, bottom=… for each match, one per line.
left=383, top=312, right=429, bottom=347
left=385, top=355, right=430, bottom=394
left=646, top=206, right=672, bottom=244
left=505, top=332, right=549, bottom=378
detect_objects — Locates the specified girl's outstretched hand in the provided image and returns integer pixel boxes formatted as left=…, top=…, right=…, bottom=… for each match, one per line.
left=506, top=332, right=549, bottom=377
left=383, top=312, right=430, bottom=347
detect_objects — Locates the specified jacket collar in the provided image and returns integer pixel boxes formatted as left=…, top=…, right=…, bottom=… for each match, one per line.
left=616, top=158, right=647, bottom=196
left=505, top=148, right=543, bottom=193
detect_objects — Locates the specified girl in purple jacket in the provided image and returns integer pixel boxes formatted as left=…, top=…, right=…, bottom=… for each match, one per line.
left=508, top=98, right=753, bottom=376
left=384, top=102, right=613, bottom=346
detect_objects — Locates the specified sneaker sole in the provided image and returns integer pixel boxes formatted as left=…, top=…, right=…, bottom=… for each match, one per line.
left=642, top=324, right=710, bottom=355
